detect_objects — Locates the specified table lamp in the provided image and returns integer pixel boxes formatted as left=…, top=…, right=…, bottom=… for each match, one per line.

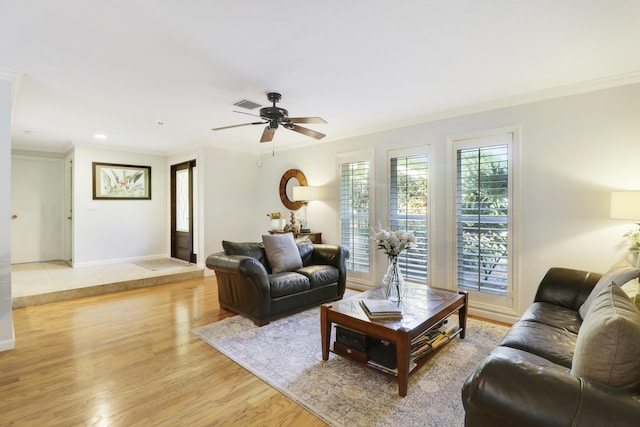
left=611, top=191, right=640, bottom=222
left=293, top=186, right=319, bottom=233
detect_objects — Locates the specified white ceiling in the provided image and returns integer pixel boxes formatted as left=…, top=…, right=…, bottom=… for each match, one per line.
left=2, top=1, right=640, bottom=155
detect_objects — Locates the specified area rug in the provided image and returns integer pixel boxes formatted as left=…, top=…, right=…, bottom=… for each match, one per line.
left=133, top=258, right=191, bottom=271
left=191, top=301, right=508, bottom=427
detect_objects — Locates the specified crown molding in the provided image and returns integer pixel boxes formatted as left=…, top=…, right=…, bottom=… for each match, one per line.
left=327, top=71, right=640, bottom=143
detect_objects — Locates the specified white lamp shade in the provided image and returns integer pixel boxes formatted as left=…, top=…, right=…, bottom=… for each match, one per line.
left=292, top=186, right=319, bottom=202
left=610, top=192, right=640, bottom=220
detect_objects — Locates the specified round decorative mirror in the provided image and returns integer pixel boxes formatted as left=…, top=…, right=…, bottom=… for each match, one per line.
left=279, top=169, right=307, bottom=210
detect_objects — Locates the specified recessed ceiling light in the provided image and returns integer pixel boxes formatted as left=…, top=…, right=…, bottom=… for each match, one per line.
left=94, top=133, right=108, bottom=140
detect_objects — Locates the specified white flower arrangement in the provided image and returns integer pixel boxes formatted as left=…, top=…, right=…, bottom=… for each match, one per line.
left=371, top=224, right=417, bottom=256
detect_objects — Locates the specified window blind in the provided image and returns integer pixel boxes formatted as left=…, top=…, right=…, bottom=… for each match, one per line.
left=340, top=160, right=371, bottom=273
left=456, top=144, right=509, bottom=295
left=390, top=154, right=428, bottom=282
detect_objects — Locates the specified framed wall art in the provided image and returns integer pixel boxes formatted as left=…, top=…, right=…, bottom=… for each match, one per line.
left=92, top=162, right=151, bottom=200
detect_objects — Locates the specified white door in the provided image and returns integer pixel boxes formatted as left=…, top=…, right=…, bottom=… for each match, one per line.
left=11, top=155, right=65, bottom=264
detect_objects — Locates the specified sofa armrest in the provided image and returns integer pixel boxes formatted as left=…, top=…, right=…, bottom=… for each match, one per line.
left=533, top=267, right=601, bottom=311
left=205, top=252, right=272, bottom=320
left=311, top=244, right=350, bottom=293
left=462, top=346, right=640, bottom=427
left=206, top=252, right=271, bottom=291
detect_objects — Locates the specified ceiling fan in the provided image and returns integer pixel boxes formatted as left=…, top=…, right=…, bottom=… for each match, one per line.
left=212, top=92, right=327, bottom=143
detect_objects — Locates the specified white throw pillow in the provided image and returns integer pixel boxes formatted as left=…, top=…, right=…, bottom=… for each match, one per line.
left=578, top=259, right=640, bottom=319
left=262, top=233, right=303, bottom=274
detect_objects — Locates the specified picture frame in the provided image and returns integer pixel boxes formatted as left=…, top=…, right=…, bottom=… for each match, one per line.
left=92, top=162, right=151, bottom=200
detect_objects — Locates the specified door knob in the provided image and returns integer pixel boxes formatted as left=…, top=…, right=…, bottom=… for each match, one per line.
left=11, top=214, right=17, bottom=219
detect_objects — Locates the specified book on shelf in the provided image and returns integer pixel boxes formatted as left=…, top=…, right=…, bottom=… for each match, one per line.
left=359, top=299, right=402, bottom=320
left=409, top=317, right=462, bottom=362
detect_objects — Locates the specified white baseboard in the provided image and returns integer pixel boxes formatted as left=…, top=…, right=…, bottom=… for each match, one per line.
left=346, top=283, right=373, bottom=292
left=468, top=307, right=518, bottom=325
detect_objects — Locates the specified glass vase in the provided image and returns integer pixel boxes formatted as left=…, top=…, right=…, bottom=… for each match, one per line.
left=382, top=255, right=404, bottom=302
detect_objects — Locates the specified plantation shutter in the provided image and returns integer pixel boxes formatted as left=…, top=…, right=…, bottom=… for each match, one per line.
left=340, top=159, right=371, bottom=274
left=389, top=152, right=428, bottom=282
left=456, top=144, right=509, bottom=295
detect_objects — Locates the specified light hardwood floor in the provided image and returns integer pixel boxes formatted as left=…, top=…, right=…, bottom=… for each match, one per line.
left=0, top=276, right=327, bottom=426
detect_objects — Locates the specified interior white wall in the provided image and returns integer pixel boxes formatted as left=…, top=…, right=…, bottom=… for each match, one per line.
left=201, top=146, right=261, bottom=259
left=258, top=83, right=640, bottom=318
left=71, top=146, right=168, bottom=266
left=0, top=77, right=15, bottom=351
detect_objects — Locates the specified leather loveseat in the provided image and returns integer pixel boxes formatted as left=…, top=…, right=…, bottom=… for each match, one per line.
left=462, top=265, right=640, bottom=427
left=206, top=235, right=349, bottom=326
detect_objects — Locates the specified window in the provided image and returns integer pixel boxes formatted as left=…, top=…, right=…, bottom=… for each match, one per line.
left=389, top=147, right=429, bottom=283
left=175, top=168, right=190, bottom=232
left=339, top=151, right=373, bottom=282
left=451, top=130, right=515, bottom=306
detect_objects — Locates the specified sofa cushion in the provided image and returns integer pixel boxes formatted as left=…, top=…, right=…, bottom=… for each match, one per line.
left=222, top=240, right=263, bottom=257
left=578, top=259, right=640, bottom=319
left=571, top=282, right=640, bottom=390
left=498, top=320, right=577, bottom=368
left=262, top=233, right=303, bottom=273
left=222, top=240, right=270, bottom=269
left=296, top=265, right=339, bottom=289
left=519, top=301, right=583, bottom=334
left=296, top=237, right=314, bottom=265
left=268, top=272, right=310, bottom=298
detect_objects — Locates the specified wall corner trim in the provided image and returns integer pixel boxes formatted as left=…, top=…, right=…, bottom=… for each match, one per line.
left=0, top=328, right=16, bottom=352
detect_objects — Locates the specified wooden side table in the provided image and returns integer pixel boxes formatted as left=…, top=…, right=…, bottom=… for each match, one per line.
left=297, top=232, right=322, bottom=243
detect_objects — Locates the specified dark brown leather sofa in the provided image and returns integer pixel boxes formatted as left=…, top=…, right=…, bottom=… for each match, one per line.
left=206, top=239, right=348, bottom=326
left=462, top=267, right=640, bottom=427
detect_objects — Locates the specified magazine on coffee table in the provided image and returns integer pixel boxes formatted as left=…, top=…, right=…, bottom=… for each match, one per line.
left=359, top=299, right=402, bottom=320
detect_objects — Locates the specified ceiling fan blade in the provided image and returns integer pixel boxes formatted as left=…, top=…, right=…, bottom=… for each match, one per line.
left=211, top=121, right=264, bottom=131
left=260, top=126, right=276, bottom=143
left=233, top=110, right=262, bottom=118
left=287, top=124, right=326, bottom=140
left=286, top=117, right=327, bottom=124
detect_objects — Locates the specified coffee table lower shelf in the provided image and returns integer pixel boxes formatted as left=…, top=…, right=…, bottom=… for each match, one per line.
left=330, top=325, right=463, bottom=378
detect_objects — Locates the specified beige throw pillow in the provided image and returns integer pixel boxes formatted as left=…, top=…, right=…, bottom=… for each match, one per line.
left=571, top=282, right=640, bottom=390
left=578, top=259, right=640, bottom=319
left=262, top=233, right=303, bottom=274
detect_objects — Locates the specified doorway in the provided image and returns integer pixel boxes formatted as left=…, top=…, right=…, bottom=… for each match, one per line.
left=10, top=154, right=65, bottom=264
left=170, top=160, right=197, bottom=263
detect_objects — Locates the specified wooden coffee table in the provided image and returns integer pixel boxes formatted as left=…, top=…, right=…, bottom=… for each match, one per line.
left=321, top=284, right=467, bottom=397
